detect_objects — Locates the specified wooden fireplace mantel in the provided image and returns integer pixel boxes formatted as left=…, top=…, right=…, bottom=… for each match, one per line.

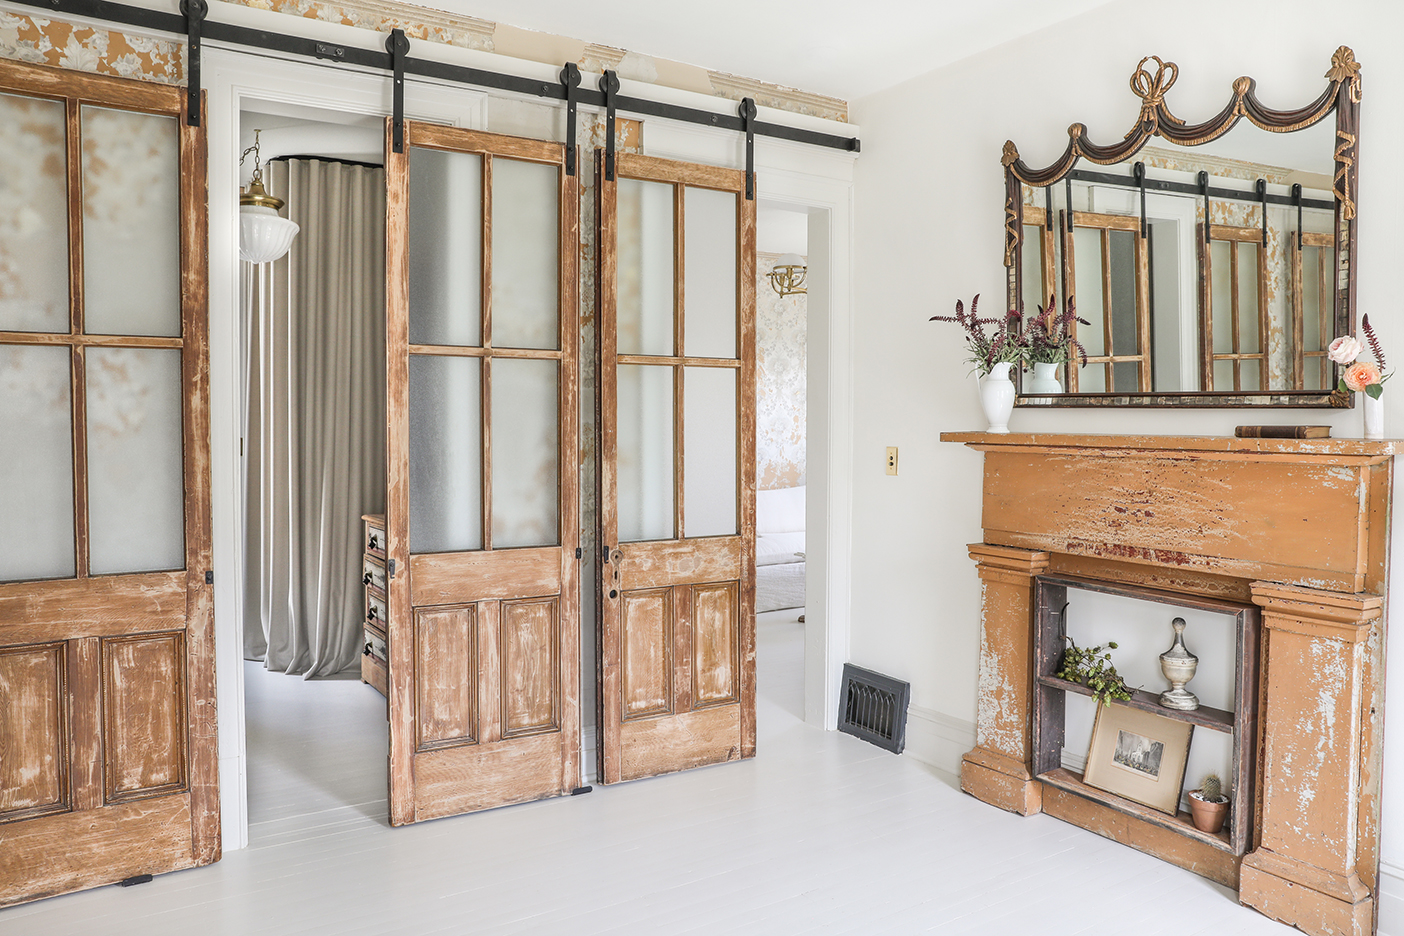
left=942, top=431, right=1394, bottom=936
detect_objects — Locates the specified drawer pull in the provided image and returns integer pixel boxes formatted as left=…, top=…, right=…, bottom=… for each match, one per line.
left=363, top=572, right=374, bottom=586
left=367, top=606, right=378, bottom=621
left=368, top=534, right=379, bottom=550
left=363, top=642, right=373, bottom=656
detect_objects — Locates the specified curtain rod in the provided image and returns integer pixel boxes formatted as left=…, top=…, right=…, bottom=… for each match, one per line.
left=19, top=0, right=861, bottom=158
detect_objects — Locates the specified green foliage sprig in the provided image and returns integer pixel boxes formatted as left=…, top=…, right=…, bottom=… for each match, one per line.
left=1055, top=636, right=1133, bottom=707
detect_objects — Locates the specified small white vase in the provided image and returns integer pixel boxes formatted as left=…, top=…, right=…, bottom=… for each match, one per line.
left=1363, top=391, right=1384, bottom=440
left=979, top=362, right=1016, bottom=434
left=1028, top=362, right=1063, bottom=396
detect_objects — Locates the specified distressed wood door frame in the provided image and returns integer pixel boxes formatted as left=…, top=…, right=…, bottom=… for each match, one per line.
left=384, top=120, right=580, bottom=825
left=596, top=150, right=757, bottom=785
left=0, top=59, right=215, bottom=905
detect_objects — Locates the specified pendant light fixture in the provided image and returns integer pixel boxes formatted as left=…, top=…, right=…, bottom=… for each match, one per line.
left=238, top=129, right=299, bottom=263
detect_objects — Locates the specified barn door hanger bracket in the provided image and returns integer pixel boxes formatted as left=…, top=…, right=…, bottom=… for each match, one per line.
left=1199, top=171, right=1211, bottom=244
left=1292, top=183, right=1303, bottom=252
left=387, top=28, right=409, bottom=154
left=740, top=97, right=757, bottom=200
left=600, top=69, right=619, bottom=181
left=180, top=0, right=207, bottom=127
left=561, top=62, right=581, bottom=176
left=1256, top=178, right=1268, bottom=247
left=1134, top=161, right=1147, bottom=237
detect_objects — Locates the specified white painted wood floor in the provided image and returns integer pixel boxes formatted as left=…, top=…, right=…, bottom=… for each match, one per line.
left=5, top=610, right=1293, bottom=935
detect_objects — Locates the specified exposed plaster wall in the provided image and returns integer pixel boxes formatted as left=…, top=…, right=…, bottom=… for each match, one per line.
left=0, top=9, right=183, bottom=82
left=849, top=0, right=1404, bottom=923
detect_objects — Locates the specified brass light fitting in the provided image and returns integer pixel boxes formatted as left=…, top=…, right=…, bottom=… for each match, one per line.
left=767, top=252, right=807, bottom=297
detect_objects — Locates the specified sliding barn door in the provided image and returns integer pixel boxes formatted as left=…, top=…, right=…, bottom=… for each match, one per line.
left=383, top=121, right=580, bottom=824
left=0, top=62, right=214, bottom=903
left=596, top=153, right=757, bottom=783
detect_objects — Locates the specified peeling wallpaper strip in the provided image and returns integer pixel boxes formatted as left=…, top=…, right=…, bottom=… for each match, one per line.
left=0, top=11, right=184, bottom=84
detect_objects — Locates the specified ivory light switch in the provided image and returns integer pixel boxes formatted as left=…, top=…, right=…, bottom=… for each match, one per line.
left=886, top=447, right=898, bottom=475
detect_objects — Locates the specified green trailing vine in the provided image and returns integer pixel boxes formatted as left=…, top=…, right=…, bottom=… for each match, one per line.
left=1055, top=636, right=1133, bottom=707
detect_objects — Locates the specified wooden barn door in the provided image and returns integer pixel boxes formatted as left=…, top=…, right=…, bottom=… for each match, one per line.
left=0, top=62, right=215, bottom=903
left=383, top=121, right=580, bottom=824
left=596, top=152, right=757, bottom=783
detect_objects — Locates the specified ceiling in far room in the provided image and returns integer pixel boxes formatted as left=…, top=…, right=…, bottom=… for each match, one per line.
left=422, top=0, right=1117, bottom=101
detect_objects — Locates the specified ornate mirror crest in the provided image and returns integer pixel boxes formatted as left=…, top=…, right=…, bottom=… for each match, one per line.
left=1003, top=47, right=1361, bottom=407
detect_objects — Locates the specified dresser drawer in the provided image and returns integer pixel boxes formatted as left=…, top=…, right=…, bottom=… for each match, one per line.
left=363, top=625, right=388, bottom=664
left=362, top=556, right=387, bottom=595
left=365, top=592, right=387, bottom=629
left=364, top=519, right=386, bottom=559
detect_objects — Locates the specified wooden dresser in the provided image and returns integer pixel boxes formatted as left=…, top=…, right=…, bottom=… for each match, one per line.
left=360, top=513, right=389, bottom=697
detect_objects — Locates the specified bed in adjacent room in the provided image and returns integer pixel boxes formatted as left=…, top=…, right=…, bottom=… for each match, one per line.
left=756, top=485, right=805, bottom=612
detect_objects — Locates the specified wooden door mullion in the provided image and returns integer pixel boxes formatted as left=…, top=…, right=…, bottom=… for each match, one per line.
left=1099, top=229, right=1113, bottom=392
left=480, top=153, right=493, bottom=553
left=1230, top=241, right=1241, bottom=390
left=1256, top=241, right=1270, bottom=391
left=673, top=183, right=686, bottom=542
left=63, top=96, right=89, bottom=579
left=1135, top=230, right=1151, bottom=392
left=1062, top=213, right=1078, bottom=393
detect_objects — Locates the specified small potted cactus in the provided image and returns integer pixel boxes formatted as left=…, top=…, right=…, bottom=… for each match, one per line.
left=1188, top=773, right=1230, bottom=833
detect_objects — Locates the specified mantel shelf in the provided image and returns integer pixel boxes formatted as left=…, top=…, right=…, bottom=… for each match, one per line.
left=940, top=431, right=1400, bottom=458
left=1038, top=674, right=1235, bottom=733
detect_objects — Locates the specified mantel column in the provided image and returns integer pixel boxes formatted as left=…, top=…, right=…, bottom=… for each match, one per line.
left=961, top=543, right=1049, bottom=815
left=1241, top=582, right=1384, bottom=936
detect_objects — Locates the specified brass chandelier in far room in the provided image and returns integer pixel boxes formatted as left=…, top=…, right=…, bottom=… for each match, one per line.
left=768, top=253, right=807, bottom=296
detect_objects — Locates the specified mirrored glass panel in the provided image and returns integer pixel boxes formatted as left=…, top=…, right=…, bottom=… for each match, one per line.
left=491, top=358, right=558, bottom=548
left=683, top=367, right=737, bottom=538
left=492, top=158, right=558, bottom=350
left=81, top=107, right=181, bottom=338
left=87, top=347, right=185, bottom=575
left=409, top=148, right=482, bottom=347
left=1020, top=224, right=1047, bottom=315
left=1072, top=228, right=1105, bottom=358
left=409, top=354, right=482, bottom=553
left=617, top=364, right=673, bottom=542
left=0, top=94, right=68, bottom=334
left=1108, top=230, right=1138, bottom=357
left=0, top=345, right=74, bottom=580
left=617, top=178, right=674, bottom=356
left=683, top=186, right=737, bottom=359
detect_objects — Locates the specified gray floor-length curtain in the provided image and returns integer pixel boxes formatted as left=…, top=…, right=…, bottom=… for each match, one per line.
left=243, top=157, right=386, bottom=677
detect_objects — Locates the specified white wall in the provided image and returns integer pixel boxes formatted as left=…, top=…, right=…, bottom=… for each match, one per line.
left=848, top=0, right=1404, bottom=925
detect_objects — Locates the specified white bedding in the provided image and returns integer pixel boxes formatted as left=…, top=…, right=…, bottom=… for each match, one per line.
left=756, top=560, right=806, bottom=612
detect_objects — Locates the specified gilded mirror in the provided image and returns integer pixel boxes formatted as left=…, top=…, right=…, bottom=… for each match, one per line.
left=1003, top=47, right=1361, bottom=407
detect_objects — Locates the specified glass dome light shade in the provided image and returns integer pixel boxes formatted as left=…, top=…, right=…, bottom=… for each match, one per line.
left=240, top=204, right=299, bottom=264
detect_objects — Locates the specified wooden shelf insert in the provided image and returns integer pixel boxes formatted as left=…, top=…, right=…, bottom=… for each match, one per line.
left=1037, top=674, right=1234, bottom=733
left=1038, top=767, right=1237, bottom=855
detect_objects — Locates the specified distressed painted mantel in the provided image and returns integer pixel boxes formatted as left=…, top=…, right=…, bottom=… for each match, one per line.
left=941, top=432, right=1396, bottom=936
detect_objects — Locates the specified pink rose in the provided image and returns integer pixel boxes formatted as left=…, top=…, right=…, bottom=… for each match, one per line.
left=1329, top=334, right=1364, bottom=365
left=1344, top=361, right=1382, bottom=391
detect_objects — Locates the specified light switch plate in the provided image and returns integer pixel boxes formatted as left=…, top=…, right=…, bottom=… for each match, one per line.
left=886, top=446, right=898, bottom=475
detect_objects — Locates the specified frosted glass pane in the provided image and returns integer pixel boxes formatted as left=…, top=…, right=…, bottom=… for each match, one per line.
left=1080, top=364, right=1107, bottom=393
left=409, top=355, right=482, bottom=553
left=1108, top=230, right=1137, bottom=357
left=1240, top=358, right=1261, bottom=391
left=0, top=94, right=68, bottom=333
left=1213, top=359, right=1234, bottom=391
left=684, top=367, right=736, bottom=538
left=87, top=348, right=185, bottom=575
left=684, top=187, right=737, bottom=359
left=82, top=107, right=180, bottom=338
left=1238, top=244, right=1260, bottom=353
left=1020, top=225, right=1045, bottom=316
left=0, top=345, right=74, bottom=580
left=1073, top=227, right=1105, bottom=357
left=1302, top=246, right=1323, bottom=353
left=492, top=158, right=558, bottom=350
left=1210, top=241, right=1233, bottom=354
left=617, top=364, right=673, bottom=542
left=491, top=358, right=558, bottom=548
left=1112, top=361, right=1139, bottom=393
left=409, top=148, right=481, bottom=346
left=617, top=178, right=674, bottom=356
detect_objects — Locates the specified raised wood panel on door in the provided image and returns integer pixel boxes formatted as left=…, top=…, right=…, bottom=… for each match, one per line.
left=0, top=60, right=213, bottom=907
left=385, top=120, right=580, bottom=825
left=597, top=152, right=757, bottom=785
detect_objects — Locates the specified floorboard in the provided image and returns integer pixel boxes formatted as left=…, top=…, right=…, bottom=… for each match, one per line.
left=2, top=609, right=1293, bottom=934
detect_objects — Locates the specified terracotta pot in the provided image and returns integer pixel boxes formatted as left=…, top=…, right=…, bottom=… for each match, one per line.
left=1188, top=790, right=1229, bottom=833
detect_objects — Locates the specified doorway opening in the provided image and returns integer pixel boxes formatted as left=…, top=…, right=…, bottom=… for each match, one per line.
left=236, top=100, right=391, bottom=841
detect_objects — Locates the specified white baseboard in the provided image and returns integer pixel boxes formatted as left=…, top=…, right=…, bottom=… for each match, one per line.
left=582, top=725, right=597, bottom=786
left=1378, top=861, right=1404, bottom=936
left=902, top=705, right=975, bottom=776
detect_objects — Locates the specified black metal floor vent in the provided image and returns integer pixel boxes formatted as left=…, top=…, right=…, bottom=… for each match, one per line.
left=837, top=664, right=910, bottom=754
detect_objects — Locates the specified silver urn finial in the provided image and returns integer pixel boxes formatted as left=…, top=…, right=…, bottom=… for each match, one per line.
left=1159, top=617, right=1200, bottom=711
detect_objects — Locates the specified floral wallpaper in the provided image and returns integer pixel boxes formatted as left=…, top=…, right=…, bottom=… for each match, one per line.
left=756, top=253, right=806, bottom=491
left=0, top=11, right=183, bottom=83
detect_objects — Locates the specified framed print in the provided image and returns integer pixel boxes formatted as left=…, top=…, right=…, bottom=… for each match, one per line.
left=1082, top=704, right=1193, bottom=816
